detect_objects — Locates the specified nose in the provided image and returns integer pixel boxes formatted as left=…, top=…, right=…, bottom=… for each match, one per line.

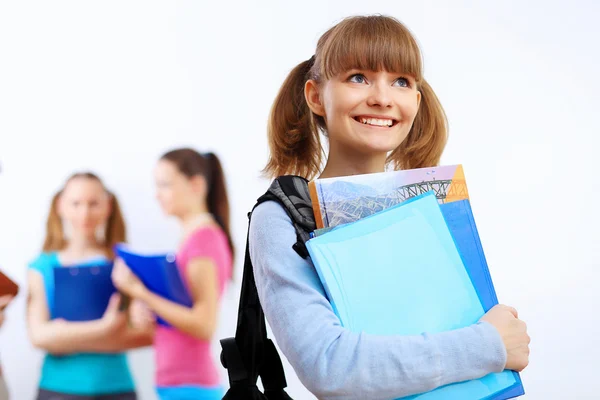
left=366, top=82, right=393, bottom=108
left=81, top=204, right=92, bottom=220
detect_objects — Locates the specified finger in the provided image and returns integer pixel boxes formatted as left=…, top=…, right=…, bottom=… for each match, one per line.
left=117, top=259, right=132, bottom=274
left=0, top=295, right=13, bottom=307
left=107, top=293, right=122, bottom=310
left=501, top=305, right=518, bottom=318
left=113, top=260, right=127, bottom=275
left=111, top=265, right=121, bottom=280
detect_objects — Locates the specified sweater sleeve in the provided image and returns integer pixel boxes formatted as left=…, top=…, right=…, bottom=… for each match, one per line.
left=249, top=200, right=507, bottom=400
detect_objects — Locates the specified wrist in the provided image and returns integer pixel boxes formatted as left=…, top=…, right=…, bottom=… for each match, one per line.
left=46, top=318, right=68, bottom=340
left=97, top=315, right=114, bottom=333
left=137, top=287, right=153, bottom=303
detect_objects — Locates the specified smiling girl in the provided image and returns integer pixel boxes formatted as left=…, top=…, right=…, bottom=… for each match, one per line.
left=250, top=15, right=530, bottom=399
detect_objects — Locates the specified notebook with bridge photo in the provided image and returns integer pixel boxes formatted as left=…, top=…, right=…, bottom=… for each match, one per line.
left=308, top=164, right=470, bottom=230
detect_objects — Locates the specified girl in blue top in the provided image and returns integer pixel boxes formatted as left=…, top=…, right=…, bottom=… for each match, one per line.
left=27, top=172, right=154, bottom=400
left=250, top=15, right=531, bottom=399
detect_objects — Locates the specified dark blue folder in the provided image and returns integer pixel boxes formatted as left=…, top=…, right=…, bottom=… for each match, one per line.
left=53, top=262, right=116, bottom=321
left=440, top=200, right=524, bottom=399
left=114, top=244, right=193, bottom=327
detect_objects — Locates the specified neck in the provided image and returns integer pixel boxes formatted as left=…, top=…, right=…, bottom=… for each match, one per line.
left=319, top=145, right=387, bottom=179
left=63, top=234, right=105, bottom=258
left=179, top=204, right=213, bottom=234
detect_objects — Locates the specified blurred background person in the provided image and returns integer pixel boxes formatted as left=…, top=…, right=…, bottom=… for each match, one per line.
left=113, top=149, right=234, bottom=400
left=27, top=172, right=154, bottom=400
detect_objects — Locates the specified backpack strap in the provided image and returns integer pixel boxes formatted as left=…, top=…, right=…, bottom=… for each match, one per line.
left=221, top=175, right=315, bottom=400
left=264, top=176, right=315, bottom=258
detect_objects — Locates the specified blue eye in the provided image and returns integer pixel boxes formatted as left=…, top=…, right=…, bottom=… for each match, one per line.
left=348, top=74, right=367, bottom=84
left=394, top=77, right=410, bottom=87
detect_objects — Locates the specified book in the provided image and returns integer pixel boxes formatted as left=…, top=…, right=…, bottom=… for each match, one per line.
left=114, top=244, right=193, bottom=327
left=0, top=270, right=19, bottom=298
left=306, top=166, right=524, bottom=399
left=308, top=164, right=468, bottom=230
left=53, top=261, right=116, bottom=321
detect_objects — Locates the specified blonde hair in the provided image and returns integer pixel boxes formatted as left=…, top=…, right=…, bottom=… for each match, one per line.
left=42, top=172, right=126, bottom=259
left=264, top=15, right=448, bottom=180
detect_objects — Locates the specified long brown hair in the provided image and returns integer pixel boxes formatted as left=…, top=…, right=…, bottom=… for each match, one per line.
left=264, top=15, right=448, bottom=180
left=42, top=172, right=126, bottom=259
left=160, top=148, right=234, bottom=260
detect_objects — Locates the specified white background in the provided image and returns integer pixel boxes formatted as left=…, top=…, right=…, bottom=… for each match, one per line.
left=0, top=1, right=598, bottom=399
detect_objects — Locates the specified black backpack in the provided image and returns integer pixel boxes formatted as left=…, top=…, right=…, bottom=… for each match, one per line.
left=220, top=175, right=316, bottom=400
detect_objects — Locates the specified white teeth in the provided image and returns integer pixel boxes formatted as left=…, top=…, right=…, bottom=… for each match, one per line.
left=358, top=117, right=394, bottom=127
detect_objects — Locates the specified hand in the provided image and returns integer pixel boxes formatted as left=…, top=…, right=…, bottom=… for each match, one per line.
left=480, top=304, right=530, bottom=372
left=0, top=295, right=13, bottom=328
left=129, top=299, right=155, bottom=330
left=112, top=258, right=147, bottom=299
left=101, top=293, right=127, bottom=334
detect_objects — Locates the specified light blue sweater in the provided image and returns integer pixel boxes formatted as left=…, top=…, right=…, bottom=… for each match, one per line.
left=249, top=200, right=507, bottom=400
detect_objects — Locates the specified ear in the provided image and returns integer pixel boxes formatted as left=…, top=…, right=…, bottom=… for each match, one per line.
left=416, top=90, right=422, bottom=110
left=305, top=79, right=325, bottom=117
left=189, top=175, right=207, bottom=197
left=104, top=192, right=113, bottom=218
left=56, top=193, right=66, bottom=218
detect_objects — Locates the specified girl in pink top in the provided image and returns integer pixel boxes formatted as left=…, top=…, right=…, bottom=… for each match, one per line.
left=112, top=148, right=234, bottom=400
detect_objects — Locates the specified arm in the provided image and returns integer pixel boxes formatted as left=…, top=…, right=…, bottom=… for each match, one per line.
left=94, top=299, right=155, bottom=352
left=27, top=270, right=152, bottom=355
left=27, top=269, right=119, bottom=355
left=113, top=257, right=219, bottom=341
left=250, top=201, right=507, bottom=400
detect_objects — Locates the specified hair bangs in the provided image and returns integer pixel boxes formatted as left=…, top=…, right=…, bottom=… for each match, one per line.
left=319, top=16, right=423, bottom=82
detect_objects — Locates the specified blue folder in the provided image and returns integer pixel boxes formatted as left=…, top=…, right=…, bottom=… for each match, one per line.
left=306, top=192, right=520, bottom=399
left=440, top=199, right=523, bottom=399
left=53, top=262, right=117, bottom=321
left=114, top=244, right=193, bottom=327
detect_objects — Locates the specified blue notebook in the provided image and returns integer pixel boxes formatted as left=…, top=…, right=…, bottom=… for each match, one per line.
left=53, top=262, right=117, bottom=321
left=440, top=199, right=523, bottom=399
left=306, top=192, right=519, bottom=399
left=114, top=244, right=193, bottom=327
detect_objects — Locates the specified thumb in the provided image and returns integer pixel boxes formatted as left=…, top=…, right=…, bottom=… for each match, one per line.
left=502, top=305, right=518, bottom=318
left=0, top=295, right=13, bottom=308
left=107, top=293, right=122, bottom=311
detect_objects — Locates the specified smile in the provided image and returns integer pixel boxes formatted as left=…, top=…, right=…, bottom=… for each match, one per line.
left=353, top=116, right=398, bottom=127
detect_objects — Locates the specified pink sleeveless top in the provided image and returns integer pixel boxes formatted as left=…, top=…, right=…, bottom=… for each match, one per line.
left=154, top=226, right=232, bottom=387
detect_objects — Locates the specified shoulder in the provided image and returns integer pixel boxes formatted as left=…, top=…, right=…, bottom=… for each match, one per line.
left=189, top=224, right=227, bottom=241
left=28, top=252, right=58, bottom=273
left=179, top=225, right=232, bottom=273
left=249, top=200, right=310, bottom=276
left=184, top=225, right=229, bottom=253
left=250, top=200, right=295, bottom=234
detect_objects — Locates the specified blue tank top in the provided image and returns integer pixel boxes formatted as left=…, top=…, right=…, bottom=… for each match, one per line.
left=29, top=252, right=135, bottom=395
